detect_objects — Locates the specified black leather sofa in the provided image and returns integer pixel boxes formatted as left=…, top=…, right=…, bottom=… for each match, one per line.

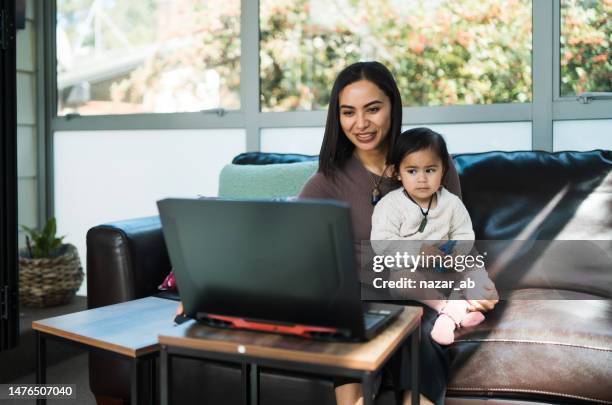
left=86, top=150, right=612, bottom=405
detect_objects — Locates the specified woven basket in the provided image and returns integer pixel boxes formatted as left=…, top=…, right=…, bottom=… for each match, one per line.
left=19, top=244, right=84, bottom=308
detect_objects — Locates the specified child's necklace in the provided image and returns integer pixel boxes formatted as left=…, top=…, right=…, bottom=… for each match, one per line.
left=403, top=190, right=434, bottom=232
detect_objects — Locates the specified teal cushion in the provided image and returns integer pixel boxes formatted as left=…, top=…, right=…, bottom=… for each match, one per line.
left=218, top=161, right=319, bottom=198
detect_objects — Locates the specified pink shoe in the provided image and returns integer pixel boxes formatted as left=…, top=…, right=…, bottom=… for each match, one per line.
left=430, top=302, right=466, bottom=345
left=431, top=313, right=457, bottom=345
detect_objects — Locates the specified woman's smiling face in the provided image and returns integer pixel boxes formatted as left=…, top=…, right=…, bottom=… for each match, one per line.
left=338, top=79, right=392, bottom=154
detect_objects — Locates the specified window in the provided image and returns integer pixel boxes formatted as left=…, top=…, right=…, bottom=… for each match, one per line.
left=260, top=0, right=532, bottom=111
left=56, top=0, right=241, bottom=116
left=560, top=0, right=611, bottom=97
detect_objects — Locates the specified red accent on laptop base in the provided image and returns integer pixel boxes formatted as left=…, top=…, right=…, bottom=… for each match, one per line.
left=204, top=314, right=340, bottom=339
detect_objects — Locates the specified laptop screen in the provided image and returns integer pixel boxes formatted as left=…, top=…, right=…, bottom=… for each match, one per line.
left=157, top=198, right=364, bottom=332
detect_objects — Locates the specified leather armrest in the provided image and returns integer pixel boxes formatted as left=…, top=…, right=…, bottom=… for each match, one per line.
left=86, top=216, right=171, bottom=309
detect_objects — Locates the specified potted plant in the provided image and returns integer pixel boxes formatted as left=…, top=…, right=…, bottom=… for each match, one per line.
left=19, top=218, right=83, bottom=308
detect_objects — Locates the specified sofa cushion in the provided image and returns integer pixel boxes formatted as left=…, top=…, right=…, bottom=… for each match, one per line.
left=454, top=150, right=612, bottom=240
left=218, top=160, right=318, bottom=198
left=232, top=152, right=317, bottom=165
left=487, top=239, right=612, bottom=299
left=448, top=288, right=612, bottom=404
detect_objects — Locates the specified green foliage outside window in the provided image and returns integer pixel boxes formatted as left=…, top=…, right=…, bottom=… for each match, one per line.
left=560, top=0, right=611, bottom=97
left=57, top=0, right=241, bottom=114
left=57, top=0, right=610, bottom=114
left=260, top=0, right=532, bottom=111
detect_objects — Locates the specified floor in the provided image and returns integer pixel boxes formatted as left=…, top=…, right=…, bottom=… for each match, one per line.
left=0, top=296, right=88, bottom=382
left=4, top=353, right=96, bottom=405
left=1, top=296, right=96, bottom=404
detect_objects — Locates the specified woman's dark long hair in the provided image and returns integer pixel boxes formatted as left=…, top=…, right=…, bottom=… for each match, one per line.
left=319, top=61, right=403, bottom=177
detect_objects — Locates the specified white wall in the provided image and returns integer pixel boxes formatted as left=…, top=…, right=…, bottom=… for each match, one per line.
left=402, top=122, right=532, bottom=154
left=54, top=129, right=246, bottom=295
left=259, top=122, right=533, bottom=155
left=553, top=120, right=612, bottom=152
left=260, top=127, right=324, bottom=155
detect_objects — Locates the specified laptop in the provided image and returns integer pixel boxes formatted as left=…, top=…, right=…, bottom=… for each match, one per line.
left=157, top=198, right=403, bottom=341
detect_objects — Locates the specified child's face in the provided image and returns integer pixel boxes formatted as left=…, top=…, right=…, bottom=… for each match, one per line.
left=397, top=147, right=444, bottom=205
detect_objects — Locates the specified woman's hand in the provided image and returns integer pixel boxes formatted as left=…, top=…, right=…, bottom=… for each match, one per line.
left=467, top=298, right=497, bottom=312
left=175, top=302, right=184, bottom=316
left=466, top=279, right=499, bottom=312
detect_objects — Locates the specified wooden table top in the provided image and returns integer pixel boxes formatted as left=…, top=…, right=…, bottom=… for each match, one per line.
left=159, top=306, right=422, bottom=371
left=32, top=296, right=179, bottom=358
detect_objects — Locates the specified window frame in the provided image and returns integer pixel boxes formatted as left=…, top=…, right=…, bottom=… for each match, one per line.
left=39, top=0, right=612, bottom=217
left=1, top=0, right=19, bottom=351
left=552, top=0, right=612, bottom=120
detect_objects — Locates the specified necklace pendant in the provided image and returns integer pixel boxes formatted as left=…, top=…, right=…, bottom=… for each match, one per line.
left=418, top=217, right=427, bottom=233
left=371, top=187, right=381, bottom=206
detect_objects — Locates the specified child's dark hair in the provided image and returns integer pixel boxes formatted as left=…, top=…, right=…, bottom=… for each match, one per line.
left=390, top=127, right=450, bottom=176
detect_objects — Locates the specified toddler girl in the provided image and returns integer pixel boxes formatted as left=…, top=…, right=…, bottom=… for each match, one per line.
left=371, top=127, right=488, bottom=345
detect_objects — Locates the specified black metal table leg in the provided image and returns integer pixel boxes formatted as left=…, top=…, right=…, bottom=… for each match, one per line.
left=36, top=331, right=46, bottom=405
left=132, top=356, right=156, bottom=405
left=249, top=363, right=259, bottom=405
left=362, top=371, right=375, bottom=405
left=131, top=358, right=140, bottom=405
left=241, top=362, right=250, bottom=405
left=160, top=345, right=169, bottom=405
left=151, top=357, right=157, bottom=405
left=411, top=324, right=421, bottom=405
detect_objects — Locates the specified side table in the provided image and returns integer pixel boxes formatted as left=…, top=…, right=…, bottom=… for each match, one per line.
left=159, top=305, right=422, bottom=405
left=32, top=296, right=178, bottom=405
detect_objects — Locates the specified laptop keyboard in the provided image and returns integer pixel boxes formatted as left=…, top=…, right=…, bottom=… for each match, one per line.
left=363, top=312, right=386, bottom=330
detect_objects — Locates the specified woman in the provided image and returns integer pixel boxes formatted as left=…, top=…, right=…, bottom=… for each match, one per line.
left=299, top=61, right=497, bottom=405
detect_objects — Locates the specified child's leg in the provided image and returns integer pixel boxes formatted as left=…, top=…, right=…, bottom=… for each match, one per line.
left=335, top=383, right=363, bottom=405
